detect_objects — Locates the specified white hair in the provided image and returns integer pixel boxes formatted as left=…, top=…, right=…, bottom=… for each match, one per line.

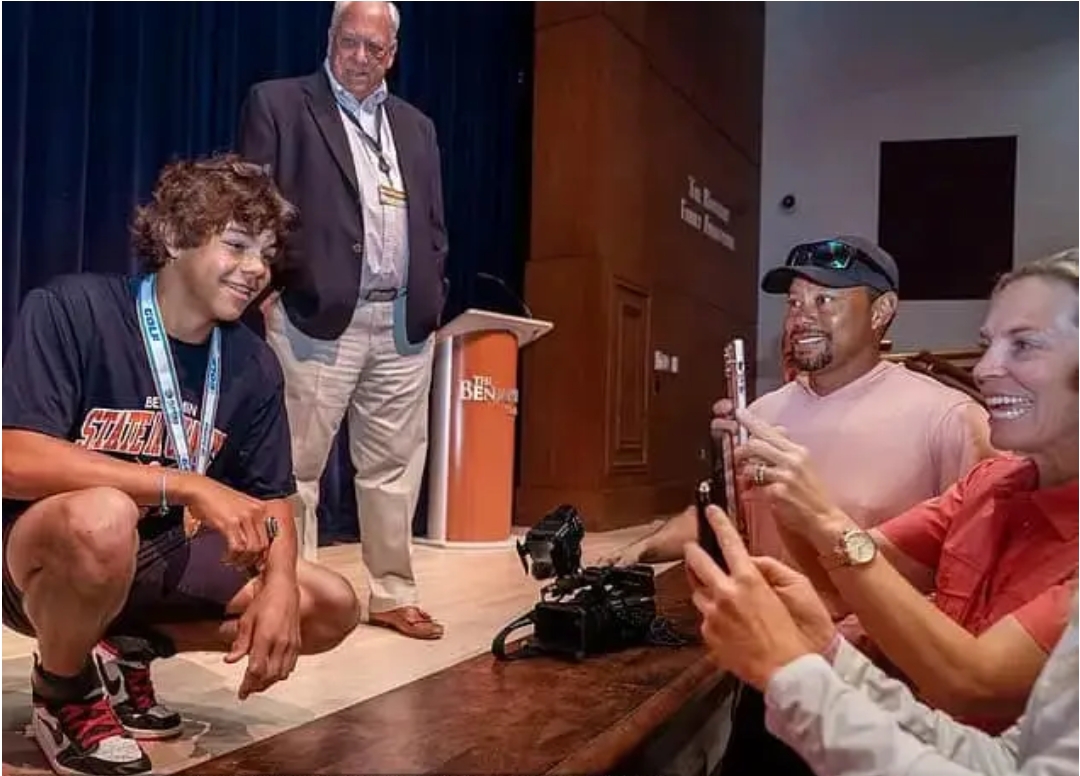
left=330, top=1, right=400, bottom=39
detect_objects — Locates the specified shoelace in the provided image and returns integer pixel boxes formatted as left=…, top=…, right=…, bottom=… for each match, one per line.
left=116, top=662, right=158, bottom=713
left=54, top=693, right=126, bottom=751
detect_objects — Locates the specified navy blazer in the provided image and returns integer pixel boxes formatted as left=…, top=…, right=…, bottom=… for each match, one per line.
left=237, top=70, right=449, bottom=344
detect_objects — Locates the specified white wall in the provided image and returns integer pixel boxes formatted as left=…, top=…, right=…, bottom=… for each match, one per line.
left=756, top=2, right=1079, bottom=394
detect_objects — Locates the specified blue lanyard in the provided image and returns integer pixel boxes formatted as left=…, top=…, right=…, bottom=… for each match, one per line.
left=136, top=274, right=221, bottom=473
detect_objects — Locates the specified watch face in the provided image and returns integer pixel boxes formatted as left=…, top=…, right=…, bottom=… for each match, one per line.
left=844, top=531, right=877, bottom=564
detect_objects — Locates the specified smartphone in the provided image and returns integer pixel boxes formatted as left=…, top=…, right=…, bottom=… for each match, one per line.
left=695, top=479, right=727, bottom=572
left=724, top=338, right=749, bottom=446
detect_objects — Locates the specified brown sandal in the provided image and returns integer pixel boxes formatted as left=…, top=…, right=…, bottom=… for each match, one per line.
left=369, top=606, right=445, bottom=640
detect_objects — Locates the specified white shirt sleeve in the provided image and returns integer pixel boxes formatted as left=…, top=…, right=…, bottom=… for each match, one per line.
left=827, top=638, right=1020, bottom=772
left=763, top=654, right=1025, bottom=776
left=761, top=593, right=1080, bottom=776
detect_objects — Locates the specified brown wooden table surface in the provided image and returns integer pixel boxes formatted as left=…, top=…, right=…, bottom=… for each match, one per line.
left=181, top=564, right=729, bottom=776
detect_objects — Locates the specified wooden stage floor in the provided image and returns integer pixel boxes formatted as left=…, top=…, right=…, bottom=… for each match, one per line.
left=2, top=522, right=669, bottom=775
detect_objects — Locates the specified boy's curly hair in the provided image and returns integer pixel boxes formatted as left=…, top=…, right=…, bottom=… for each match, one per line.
left=132, top=153, right=298, bottom=270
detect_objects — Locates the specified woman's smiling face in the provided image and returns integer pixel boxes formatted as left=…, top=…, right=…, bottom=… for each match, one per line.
left=974, top=274, right=1078, bottom=462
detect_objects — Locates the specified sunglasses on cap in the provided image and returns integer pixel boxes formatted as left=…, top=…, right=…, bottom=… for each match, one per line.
left=786, top=240, right=895, bottom=289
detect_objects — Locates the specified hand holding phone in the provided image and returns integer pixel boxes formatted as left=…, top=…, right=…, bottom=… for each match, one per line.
left=697, top=337, right=751, bottom=571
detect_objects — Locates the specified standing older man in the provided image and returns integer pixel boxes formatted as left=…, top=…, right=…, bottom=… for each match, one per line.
left=237, top=1, right=448, bottom=640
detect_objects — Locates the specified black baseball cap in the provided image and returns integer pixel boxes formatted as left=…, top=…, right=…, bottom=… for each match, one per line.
left=761, top=236, right=899, bottom=295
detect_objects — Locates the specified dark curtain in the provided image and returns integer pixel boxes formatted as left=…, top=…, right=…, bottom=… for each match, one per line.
left=2, top=1, right=535, bottom=544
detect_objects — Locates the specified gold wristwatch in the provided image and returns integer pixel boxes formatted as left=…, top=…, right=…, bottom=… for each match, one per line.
left=819, top=528, right=877, bottom=571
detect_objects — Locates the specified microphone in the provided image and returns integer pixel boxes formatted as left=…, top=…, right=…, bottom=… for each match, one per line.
left=477, top=272, right=534, bottom=319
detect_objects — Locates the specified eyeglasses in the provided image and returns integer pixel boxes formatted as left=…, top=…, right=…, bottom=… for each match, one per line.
left=336, top=34, right=392, bottom=62
left=786, top=240, right=894, bottom=288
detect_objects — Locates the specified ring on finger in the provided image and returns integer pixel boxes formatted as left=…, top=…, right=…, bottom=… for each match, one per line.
left=753, top=462, right=767, bottom=486
left=265, top=516, right=280, bottom=541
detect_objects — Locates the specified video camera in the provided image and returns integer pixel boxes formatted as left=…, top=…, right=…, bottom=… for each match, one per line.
left=514, top=503, right=584, bottom=582
left=493, top=504, right=670, bottom=662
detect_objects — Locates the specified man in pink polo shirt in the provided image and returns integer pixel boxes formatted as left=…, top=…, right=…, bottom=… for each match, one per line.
left=600, top=236, right=992, bottom=567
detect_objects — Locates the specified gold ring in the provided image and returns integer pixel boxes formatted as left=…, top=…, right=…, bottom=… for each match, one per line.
left=265, top=516, right=279, bottom=541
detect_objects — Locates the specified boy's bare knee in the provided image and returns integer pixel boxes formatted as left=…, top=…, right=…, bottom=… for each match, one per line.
left=300, top=568, right=360, bottom=653
left=56, top=488, right=139, bottom=588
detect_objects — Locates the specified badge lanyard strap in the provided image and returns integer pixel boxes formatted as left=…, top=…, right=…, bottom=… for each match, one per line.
left=341, top=103, right=402, bottom=282
left=341, top=103, right=390, bottom=175
left=137, top=274, right=221, bottom=475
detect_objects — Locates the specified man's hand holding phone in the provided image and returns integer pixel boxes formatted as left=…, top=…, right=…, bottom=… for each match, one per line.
left=710, top=397, right=739, bottom=439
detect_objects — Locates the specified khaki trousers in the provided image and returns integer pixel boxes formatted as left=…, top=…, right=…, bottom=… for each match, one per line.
left=265, top=298, right=434, bottom=613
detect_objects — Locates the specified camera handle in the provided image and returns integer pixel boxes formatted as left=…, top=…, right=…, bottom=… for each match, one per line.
left=491, top=611, right=546, bottom=661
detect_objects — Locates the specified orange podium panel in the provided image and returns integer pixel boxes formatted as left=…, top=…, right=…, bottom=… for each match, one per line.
left=421, top=309, right=553, bottom=549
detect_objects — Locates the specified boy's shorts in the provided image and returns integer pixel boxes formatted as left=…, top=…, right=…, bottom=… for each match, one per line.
left=3, top=516, right=254, bottom=638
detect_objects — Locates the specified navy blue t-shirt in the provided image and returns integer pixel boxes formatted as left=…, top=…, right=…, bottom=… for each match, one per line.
left=2, top=273, right=296, bottom=526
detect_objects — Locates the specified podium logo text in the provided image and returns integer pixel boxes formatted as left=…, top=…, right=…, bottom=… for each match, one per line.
left=460, top=375, right=519, bottom=415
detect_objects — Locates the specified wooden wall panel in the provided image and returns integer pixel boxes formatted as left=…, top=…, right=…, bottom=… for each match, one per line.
left=594, top=21, right=648, bottom=288
left=643, top=63, right=761, bottom=323
left=519, top=3, right=764, bottom=533
left=607, top=279, right=651, bottom=473
left=519, top=257, right=607, bottom=492
left=535, top=2, right=601, bottom=30
left=604, top=2, right=764, bottom=163
left=647, top=290, right=757, bottom=518
left=530, top=16, right=605, bottom=263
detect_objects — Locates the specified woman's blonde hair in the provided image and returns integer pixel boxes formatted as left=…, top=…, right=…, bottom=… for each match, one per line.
left=993, top=248, right=1079, bottom=327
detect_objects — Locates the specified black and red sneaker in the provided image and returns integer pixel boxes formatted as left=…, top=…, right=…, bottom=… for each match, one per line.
left=92, top=640, right=182, bottom=740
left=31, top=685, right=151, bottom=776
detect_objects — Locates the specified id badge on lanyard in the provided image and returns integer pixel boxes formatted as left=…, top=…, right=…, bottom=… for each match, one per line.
left=137, top=275, right=221, bottom=527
